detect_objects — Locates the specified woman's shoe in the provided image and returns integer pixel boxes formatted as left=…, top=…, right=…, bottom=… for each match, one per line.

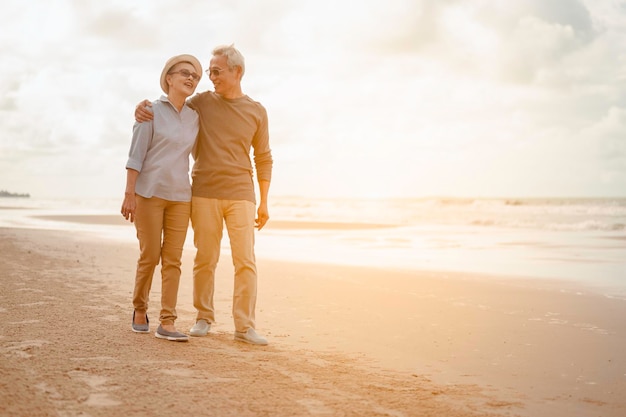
left=155, top=325, right=189, bottom=342
left=131, top=311, right=150, bottom=333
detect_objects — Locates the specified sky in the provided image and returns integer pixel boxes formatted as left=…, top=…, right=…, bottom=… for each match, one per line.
left=1, top=0, right=625, bottom=200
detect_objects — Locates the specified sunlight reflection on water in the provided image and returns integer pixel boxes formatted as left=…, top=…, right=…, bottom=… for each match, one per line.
left=2, top=196, right=625, bottom=298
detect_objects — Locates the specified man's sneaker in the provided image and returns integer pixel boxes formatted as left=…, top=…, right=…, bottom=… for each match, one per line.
left=234, top=328, right=268, bottom=345
left=189, top=319, right=211, bottom=337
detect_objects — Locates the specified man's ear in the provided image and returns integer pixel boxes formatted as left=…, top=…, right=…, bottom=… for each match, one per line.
left=235, top=65, right=244, bottom=79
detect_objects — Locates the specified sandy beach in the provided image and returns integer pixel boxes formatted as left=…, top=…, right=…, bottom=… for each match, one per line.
left=1, top=218, right=626, bottom=416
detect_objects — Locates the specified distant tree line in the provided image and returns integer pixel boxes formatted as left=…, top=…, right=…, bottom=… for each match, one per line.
left=0, top=190, right=30, bottom=198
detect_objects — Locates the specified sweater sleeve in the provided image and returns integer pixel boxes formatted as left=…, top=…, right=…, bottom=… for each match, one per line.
left=252, top=105, right=273, bottom=182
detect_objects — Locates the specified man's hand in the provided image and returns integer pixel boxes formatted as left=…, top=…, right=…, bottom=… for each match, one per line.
left=255, top=202, right=269, bottom=231
left=135, top=100, right=153, bottom=123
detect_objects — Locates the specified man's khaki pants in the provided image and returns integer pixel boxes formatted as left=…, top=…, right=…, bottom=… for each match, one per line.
left=191, top=197, right=257, bottom=332
left=132, top=196, right=190, bottom=324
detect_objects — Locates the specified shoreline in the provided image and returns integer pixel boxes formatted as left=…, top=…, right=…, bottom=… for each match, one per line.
left=2, top=226, right=626, bottom=416
left=29, top=214, right=398, bottom=230
left=15, top=212, right=626, bottom=301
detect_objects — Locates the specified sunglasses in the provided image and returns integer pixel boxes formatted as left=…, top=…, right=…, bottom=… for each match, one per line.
left=169, top=69, right=200, bottom=81
left=205, top=68, right=226, bottom=77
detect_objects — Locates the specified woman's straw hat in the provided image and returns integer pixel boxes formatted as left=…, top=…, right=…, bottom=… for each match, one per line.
left=160, top=54, right=202, bottom=93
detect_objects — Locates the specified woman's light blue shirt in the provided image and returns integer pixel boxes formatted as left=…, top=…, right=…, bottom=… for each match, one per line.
left=126, top=96, right=199, bottom=202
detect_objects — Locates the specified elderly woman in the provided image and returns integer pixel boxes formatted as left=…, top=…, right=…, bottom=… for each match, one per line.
left=121, top=54, right=202, bottom=342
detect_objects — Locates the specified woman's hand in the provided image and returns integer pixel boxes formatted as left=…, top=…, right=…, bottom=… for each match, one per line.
left=121, top=193, right=137, bottom=223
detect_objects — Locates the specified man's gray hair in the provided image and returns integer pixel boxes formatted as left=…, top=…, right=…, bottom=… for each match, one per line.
left=213, top=44, right=245, bottom=77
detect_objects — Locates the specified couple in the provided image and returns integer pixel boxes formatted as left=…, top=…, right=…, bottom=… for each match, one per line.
left=121, top=45, right=273, bottom=345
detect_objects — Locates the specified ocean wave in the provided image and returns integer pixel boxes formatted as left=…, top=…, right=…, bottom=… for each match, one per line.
left=469, top=218, right=625, bottom=232
left=548, top=221, right=626, bottom=232
left=6, top=196, right=626, bottom=233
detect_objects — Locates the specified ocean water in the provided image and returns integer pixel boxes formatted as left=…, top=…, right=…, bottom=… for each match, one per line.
left=266, top=197, right=626, bottom=296
left=1, top=196, right=625, bottom=297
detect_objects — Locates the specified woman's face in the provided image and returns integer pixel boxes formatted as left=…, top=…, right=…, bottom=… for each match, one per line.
left=166, top=62, right=200, bottom=97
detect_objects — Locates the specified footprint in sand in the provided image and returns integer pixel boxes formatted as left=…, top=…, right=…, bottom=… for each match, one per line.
left=8, top=319, right=40, bottom=325
left=99, top=315, right=120, bottom=322
left=159, top=367, right=239, bottom=384
left=18, top=301, right=48, bottom=307
left=34, top=382, right=63, bottom=400
left=68, top=370, right=122, bottom=407
left=1, top=340, right=48, bottom=358
left=84, top=393, right=121, bottom=407
left=297, top=399, right=334, bottom=415
left=277, top=369, right=313, bottom=384
left=82, top=305, right=109, bottom=311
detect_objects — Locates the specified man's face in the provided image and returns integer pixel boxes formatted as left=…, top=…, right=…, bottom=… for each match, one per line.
left=208, top=54, right=239, bottom=96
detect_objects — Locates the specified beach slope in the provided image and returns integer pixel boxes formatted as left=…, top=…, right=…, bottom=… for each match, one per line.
left=1, top=226, right=625, bottom=416
left=0, top=227, right=509, bottom=417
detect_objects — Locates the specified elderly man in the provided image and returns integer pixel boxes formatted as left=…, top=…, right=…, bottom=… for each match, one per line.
left=135, top=44, right=273, bottom=345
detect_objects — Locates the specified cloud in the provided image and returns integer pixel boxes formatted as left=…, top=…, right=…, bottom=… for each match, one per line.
left=585, top=107, right=626, bottom=164
left=76, top=7, right=161, bottom=51
left=1, top=0, right=625, bottom=199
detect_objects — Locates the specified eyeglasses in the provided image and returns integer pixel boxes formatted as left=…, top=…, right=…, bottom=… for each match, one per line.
left=169, top=69, right=200, bottom=81
left=206, top=68, right=226, bottom=77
